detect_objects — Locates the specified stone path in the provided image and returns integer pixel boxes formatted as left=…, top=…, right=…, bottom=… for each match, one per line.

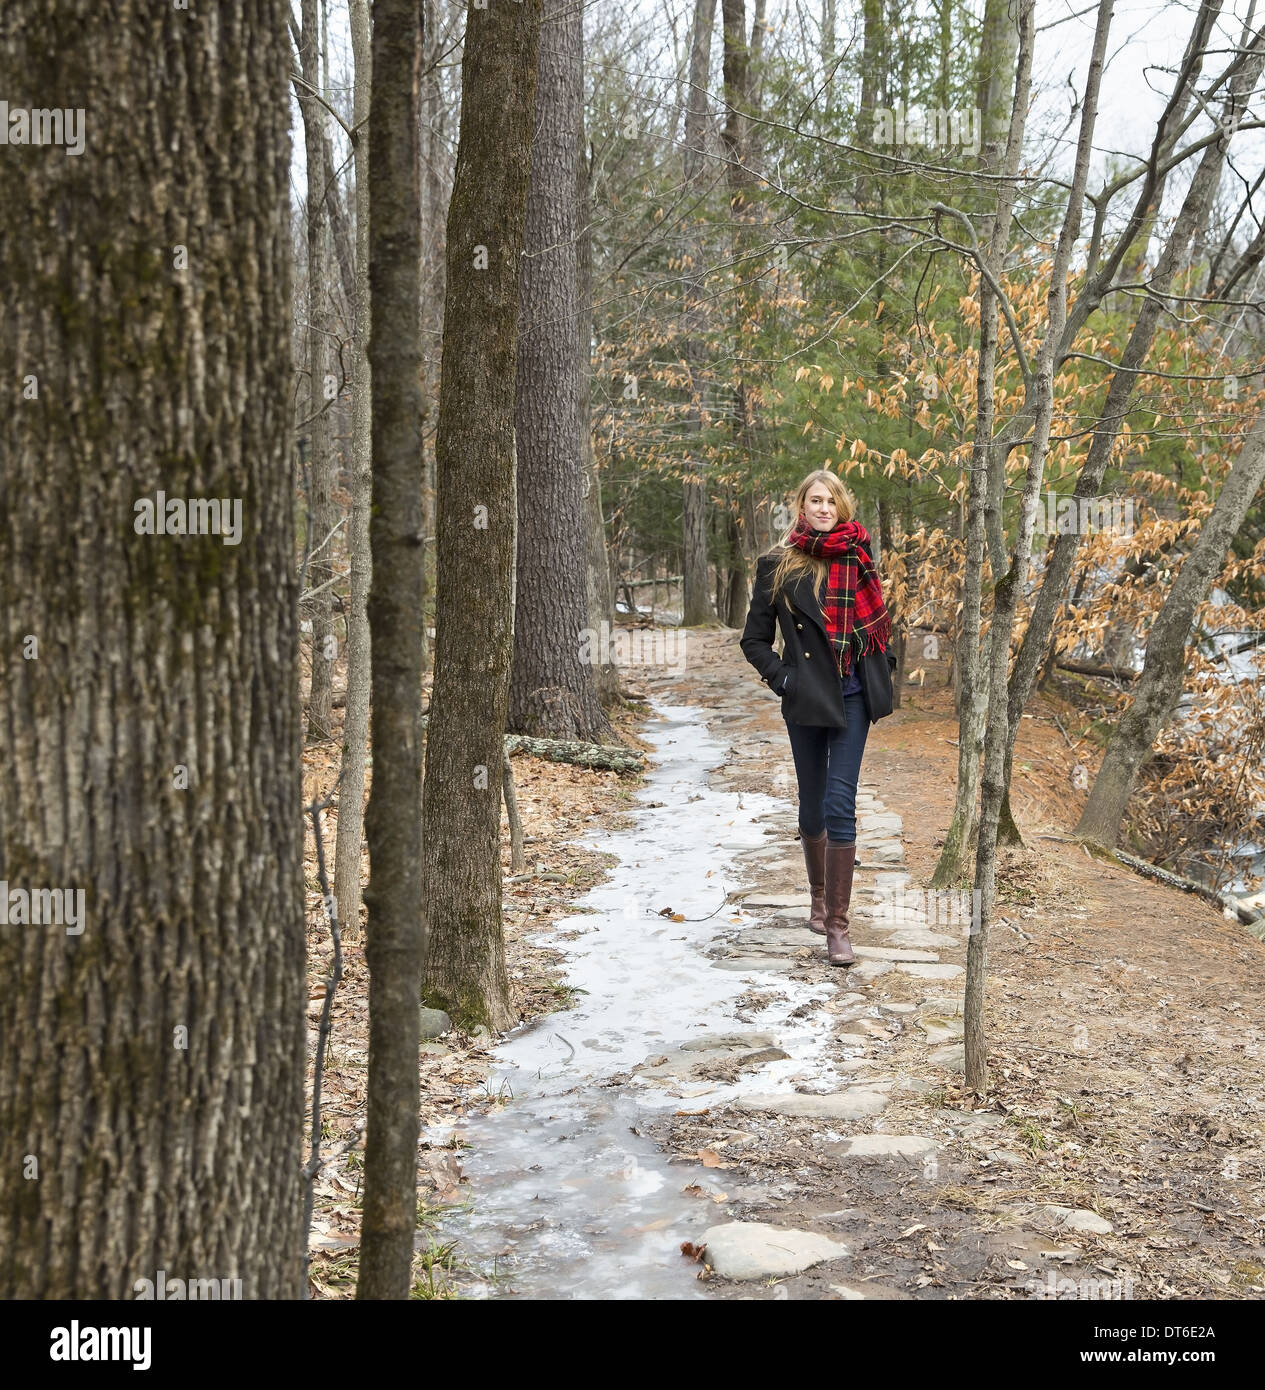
left=626, top=645, right=1108, bottom=1288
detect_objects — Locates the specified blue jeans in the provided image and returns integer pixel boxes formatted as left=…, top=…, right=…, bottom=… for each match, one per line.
left=784, top=692, right=870, bottom=844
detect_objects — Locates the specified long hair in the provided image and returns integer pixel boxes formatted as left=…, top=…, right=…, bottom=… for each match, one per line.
left=769, top=469, right=858, bottom=605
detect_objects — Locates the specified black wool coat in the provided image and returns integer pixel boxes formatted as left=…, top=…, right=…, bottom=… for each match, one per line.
left=740, top=551, right=896, bottom=728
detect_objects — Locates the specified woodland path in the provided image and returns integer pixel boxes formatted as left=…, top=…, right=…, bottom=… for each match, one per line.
left=434, top=628, right=1265, bottom=1299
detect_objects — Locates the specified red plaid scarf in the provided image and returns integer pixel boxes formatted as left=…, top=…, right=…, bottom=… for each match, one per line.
left=787, top=516, right=891, bottom=679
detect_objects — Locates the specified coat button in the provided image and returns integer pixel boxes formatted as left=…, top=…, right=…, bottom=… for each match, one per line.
left=796, top=622, right=803, bottom=629
left=804, top=652, right=811, bottom=659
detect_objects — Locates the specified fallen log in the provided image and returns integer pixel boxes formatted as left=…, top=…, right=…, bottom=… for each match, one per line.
left=413, top=715, right=643, bottom=775
left=1065, top=836, right=1262, bottom=926
left=504, top=733, right=643, bottom=774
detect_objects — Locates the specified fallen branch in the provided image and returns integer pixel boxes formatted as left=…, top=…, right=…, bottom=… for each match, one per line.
left=1072, top=837, right=1262, bottom=926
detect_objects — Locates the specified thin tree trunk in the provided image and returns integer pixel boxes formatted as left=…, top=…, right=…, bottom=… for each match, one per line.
left=422, top=0, right=543, bottom=1032
left=299, top=0, right=337, bottom=746
left=578, top=74, right=619, bottom=701
left=0, top=0, right=304, bottom=1298
left=1077, top=414, right=1265, bottom=845
left=420, top=0, right=447, bottom=676
left=357, top=0, right=426, bottom=1302
left=681, top=0, right=718, bottom=627
left=509, top=0, right=615, bottom=741
left=967, top=0, right=1111, bottom=1095
left=930, top=0, right=1025, bottom=887
left=334, top=0, right=373, bottom=944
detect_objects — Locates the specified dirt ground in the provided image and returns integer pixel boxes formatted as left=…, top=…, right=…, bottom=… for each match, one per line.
left=301, top=625, right=1265, bottom=1300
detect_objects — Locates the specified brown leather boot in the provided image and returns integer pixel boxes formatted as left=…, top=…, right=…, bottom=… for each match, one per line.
left=800, top=829, right=827, bottom=935
left=823, top=842, right=857, bottom=966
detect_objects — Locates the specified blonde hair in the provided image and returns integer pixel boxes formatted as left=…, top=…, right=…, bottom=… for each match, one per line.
left=769, top=469, right=858, bottom=604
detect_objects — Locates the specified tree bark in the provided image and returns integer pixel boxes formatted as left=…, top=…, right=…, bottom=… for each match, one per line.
left=357, top=0, right=426, bottom=1301
left=1077, top=413, right=1265, bottom=846
left=0, top=0, right=304, bottom=1298
left=508, top=0, right=615, bottom=741
left=422, top=0, right=543, bottom=1033
left=334, top=0, right=373, bottom=945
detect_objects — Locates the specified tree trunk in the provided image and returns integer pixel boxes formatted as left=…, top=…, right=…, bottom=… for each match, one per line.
left=0, top=0, right=304, bottom=1298
left=299, top=0, right=337, bottom=746
left=930, top=0, right=1025, bottom=888
left=724, top=494, right=749, bottom=627
left=508, top=0, right=615, bottom=742
left=419, top=0, right=447, bottom=676
left=422, top=0, right=543, bottom=1033
left=578, top=80, right=619, bottom=701
left=1077, top=413, right=1265, bottom=846
left=855, top=0, right=884, bottom=208
left=681, top=0, right=719, bottom=628
left=334, top=0, right=373, bottom=945
left=357, top=0, right=426, bottom=1302
left=968, top=0, right=1110, bottom=1095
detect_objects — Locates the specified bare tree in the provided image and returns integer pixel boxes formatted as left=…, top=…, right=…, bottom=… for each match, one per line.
left=966, top=0, right=1113, bottom=1094
left=931, top=0, right=1026, bottom=887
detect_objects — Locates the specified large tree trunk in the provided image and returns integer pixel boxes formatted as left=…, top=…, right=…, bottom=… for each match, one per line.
left=0, top=0, right=304, bottom=1298
left=422, top=0, right=543, bottom=1032
left=1077, top=414, right=1265, bottom=846
left=299, top=0, right=337, bottom=746
left=357, top=0, right=426, bottom=1301
left=681, top=0, right=718, bottom=627
left=334, top=0, right=373, bottom=944
left=508, top=0, right=615, bottom=741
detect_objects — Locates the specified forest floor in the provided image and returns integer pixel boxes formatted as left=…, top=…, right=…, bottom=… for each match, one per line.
left=301, top=624, right=1265, bottom=1300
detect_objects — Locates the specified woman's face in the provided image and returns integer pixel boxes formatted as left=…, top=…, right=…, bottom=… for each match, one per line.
left=802, top=485, right=839, bottom=531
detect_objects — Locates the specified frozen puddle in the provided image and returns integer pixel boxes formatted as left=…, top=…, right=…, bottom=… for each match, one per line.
left=429, top=701, right=845, bottom=1298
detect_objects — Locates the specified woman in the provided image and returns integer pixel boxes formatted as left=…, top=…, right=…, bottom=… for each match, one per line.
left=740, top=470, right=897, bottom=967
